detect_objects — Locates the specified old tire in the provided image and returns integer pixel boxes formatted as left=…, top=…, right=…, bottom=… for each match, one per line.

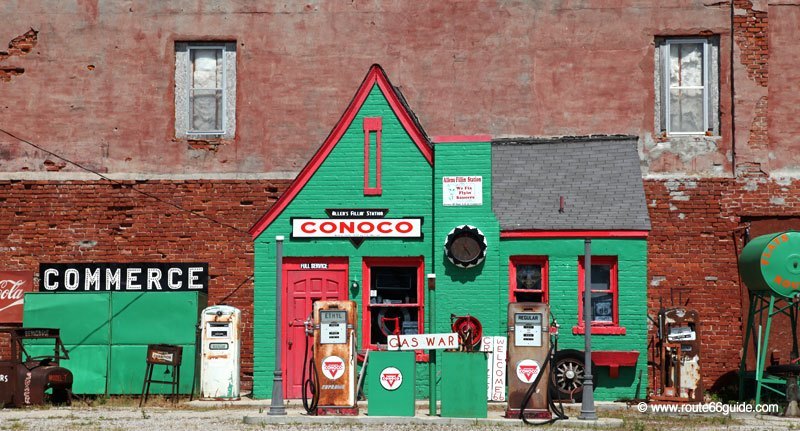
left=550, top=349, right=589, bottom=403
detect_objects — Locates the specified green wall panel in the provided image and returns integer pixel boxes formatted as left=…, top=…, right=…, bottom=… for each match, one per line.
left=25, top=344, right=109, bottom=394
left=107, top=344, right=196, bottom=394
left=23, top=293, right=111, bottom=345
left=110, top=292, right=205, bottom=345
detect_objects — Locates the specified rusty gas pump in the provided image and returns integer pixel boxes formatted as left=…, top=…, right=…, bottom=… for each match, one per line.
left=652, top=307, right=702, bottom=403
left=302, top=300, right=358, bottom=416
left=0, top=327, right=72, bottom=408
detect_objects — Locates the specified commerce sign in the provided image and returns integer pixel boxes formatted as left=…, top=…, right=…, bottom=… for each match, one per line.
left=291, top=218, right=422, bottom=238
left=39, top=263, right=208, bottom=293
left=0, top=271, right=34, bottom=323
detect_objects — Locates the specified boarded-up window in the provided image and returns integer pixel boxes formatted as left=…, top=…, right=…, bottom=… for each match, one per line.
left=175, top=42, right=236, bottom=139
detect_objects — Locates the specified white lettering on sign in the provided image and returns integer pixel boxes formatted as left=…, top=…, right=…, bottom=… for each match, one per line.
left=386, top=333, right=459, bottom=351
left=321, top=355, right=345, bottom=380
left=0, top=374, right=8, bottom=382
left=292, top=218, right=422, bottom=238
left=299, top=263, right=328, bottom=270
left=481, top=336, right=507, bottom=401
left=516, top=359, right=541, bottom=384
left=442, top=176, right=483, bottom=206
left=379, top=367, right=403, bottom=391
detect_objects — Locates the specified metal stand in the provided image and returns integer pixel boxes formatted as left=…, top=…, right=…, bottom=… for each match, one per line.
left=139, top=344, right=183, bottom=407
left=739, top=291, right=799, bottom=404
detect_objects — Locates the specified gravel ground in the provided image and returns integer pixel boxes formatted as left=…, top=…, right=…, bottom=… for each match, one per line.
left=1, top=405, right=800, bottom=430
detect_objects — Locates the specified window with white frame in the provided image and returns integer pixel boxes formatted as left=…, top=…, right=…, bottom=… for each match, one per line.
left=655, top=37, right=719, bottom=136
left=175, top=42, right=236, bottom=139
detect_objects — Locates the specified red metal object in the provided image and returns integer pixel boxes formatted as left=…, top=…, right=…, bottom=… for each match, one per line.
left=451, top=315, right=483, bottom=351
left=314, top=406, right=359, bottom=416
left=500, top=230, right=649, bottom=239
left=248, top=65, right=433, bottom=239
left=592, top=351, right=639, bottom=378
left=0, top=327, right=72, bottom=408
left=363, top=117, right=382, bottom=196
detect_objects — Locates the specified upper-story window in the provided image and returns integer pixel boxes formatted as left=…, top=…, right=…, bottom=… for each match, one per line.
left=175, top=42, right=236, bottom=139
left=655, top=37, right=719, bottom=136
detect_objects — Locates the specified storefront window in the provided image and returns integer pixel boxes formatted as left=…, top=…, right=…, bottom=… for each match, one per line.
left=577, top=256, right=620, bottom=329
left=509, top=256, right=548, bottom=303
left=363, top=258, right=424, bottom=347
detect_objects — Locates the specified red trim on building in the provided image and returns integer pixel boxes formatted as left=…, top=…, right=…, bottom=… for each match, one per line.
left=363, top=117, right=382, bottom=196
left=508, top=256, right=549, bottom=304
left=361, top=256, right=425, bottom=350
left=576, top=256, right=625, bottom=334
left=249, top=65, right=432, bottom=239
left=591, top=351, right=639, bottom=378
left=432, top=135, right=492, bottom=143
left=501, top=230, right=649, bottom=239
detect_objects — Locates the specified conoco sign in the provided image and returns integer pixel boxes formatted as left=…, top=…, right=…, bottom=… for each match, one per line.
left=291, top=218, right=422, bottom=239
left=0, top=271, right=34, bottom=323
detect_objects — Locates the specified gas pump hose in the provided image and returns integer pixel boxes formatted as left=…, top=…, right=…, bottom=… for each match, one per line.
left=519, top=343, right=568, bottom=426
left=301, top=333, right=320, bottom=414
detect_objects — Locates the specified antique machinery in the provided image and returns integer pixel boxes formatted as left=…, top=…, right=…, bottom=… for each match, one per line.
left=739, top=231, right=800, bottom=410
left=302, top=300, right=358, bottom=416
left=0, top=327, right=72, bottom=408
left=506, top=302, right=567, bottom=424
left=651, top=307, right=702, bottom=403
left=199, top=305, right=241, bottom=400
left=451, top=314, right=483, bottom=351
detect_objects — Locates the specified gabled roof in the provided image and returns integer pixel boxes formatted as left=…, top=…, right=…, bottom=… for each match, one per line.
left=492, top=135, right=651, bottom=232
left=249, top=65, right=432, bottom=239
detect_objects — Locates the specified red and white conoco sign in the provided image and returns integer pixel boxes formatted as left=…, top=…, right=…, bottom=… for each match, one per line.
left=0, top=271, right=34, bottom=323
left=292, top=218, right=422, bottom=238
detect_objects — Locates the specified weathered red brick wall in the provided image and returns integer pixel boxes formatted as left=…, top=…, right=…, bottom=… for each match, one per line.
left=645, top=175, right=800, bottom=393
left=0, top=179, right=291, bottom=388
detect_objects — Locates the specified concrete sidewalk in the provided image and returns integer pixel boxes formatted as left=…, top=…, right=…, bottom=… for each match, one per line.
left=186, top=397, right=625, bottom=428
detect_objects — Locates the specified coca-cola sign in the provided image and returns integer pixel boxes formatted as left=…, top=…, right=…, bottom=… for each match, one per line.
left=0, top=271, right=34, bottom=323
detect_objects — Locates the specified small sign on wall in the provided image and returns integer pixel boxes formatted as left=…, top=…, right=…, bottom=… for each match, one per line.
left=481, top=336, right=507, bottom=401
left=443, top=176, right=483, bottom=206
left=0, top=271, right=34, bottom=323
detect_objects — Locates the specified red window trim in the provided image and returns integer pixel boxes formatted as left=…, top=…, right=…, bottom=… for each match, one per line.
left=508, top=256, right=549, bottom=303
left=575, top=256, right=625, bottom=335
left=363, top=117, right=382, bottom=196
left=361, top=256, right=425, bottom=350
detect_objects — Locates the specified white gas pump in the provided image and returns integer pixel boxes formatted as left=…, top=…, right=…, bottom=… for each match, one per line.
left=303, top=300, right=358, bottom=416
left=506, top=302, right=567, bottom=424
left=199, top=305, right=241, bottom=400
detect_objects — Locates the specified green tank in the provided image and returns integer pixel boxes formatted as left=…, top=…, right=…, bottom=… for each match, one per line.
left=739, top=231, right=800, bottom=298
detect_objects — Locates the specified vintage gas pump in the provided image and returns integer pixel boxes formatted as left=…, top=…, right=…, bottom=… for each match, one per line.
left=199, top=305, right=241, bottom=400
left=507, top=302, right=550, bottom=419
left=506, top=302, right=567, bottom=424
left=652, top=307, right=702, bottom=403
left=303, top=300, right=358, bottom=415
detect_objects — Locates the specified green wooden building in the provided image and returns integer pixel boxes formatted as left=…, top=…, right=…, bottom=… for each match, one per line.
left=250, top=65, right=650, bottom=402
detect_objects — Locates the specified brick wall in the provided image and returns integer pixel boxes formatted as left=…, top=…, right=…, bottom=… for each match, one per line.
left=645, top=176, right=800, bottom=394
left=0, top=179, right=292, bottom=389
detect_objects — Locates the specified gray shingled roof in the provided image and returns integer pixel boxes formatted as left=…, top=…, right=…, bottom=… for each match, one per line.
left=492, top=136, right=651, bottom=231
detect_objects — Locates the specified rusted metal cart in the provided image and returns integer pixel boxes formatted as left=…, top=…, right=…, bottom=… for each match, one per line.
left=0, top=327, right=73, bottom=407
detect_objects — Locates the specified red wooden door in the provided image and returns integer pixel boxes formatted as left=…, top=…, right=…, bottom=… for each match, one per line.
left=282, top=259, right=348, bottom=399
